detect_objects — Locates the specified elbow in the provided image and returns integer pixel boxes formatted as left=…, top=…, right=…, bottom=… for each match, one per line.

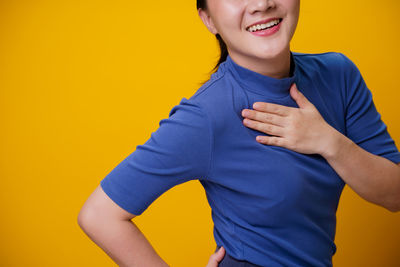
left=77, top=208, right=89, bottom=230
left=387, top=207, right=399, bottom=213
left=388, top=187, right=400, bottom=213
left=385, top=198, right=400, bottom=213
left=77, top=207, right=100, bottom=240
left=77, top=209, right=86, bottom=228
left=77, top=205, right=96, bottom=230
left=384, top=178, right=400, bottom=213
left=387, top=204, right=400, bottom=213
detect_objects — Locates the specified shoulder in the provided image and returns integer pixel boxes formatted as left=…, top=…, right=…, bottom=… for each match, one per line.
left=175, top=62, right=240, bottom=136
left=190, top=63, right=230, bottom=102
left=185, top=63, right=234, bottom=113
left=167, top=64, right=232, bottom=126
left=293, top=51, right=363, bottom=92
left=293, top=51, right=354, bottom=71
left=292, top=51, right=349, bottom=68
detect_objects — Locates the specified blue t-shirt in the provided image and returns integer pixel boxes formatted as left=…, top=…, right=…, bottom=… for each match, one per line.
left=100, top=51, right=400, bottom=267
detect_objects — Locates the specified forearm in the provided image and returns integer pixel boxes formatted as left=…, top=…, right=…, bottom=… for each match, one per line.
left=322, top=128, right=400, bottom=212
left=78, top=216, right=169, bottom=267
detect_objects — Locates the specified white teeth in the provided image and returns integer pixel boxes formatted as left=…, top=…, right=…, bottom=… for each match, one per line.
left=247, top=19, right=281, bottom=32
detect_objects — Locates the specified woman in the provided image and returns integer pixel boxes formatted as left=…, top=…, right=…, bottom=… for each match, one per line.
left=78, top=0, right=400, bottom=266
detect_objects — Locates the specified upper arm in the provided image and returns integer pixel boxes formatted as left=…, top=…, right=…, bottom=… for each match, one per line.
left=78, top=185, right=137, bottom=224
left=97, top=97, right=212, bottom=216
left=339, top=53, right=400, bottom=165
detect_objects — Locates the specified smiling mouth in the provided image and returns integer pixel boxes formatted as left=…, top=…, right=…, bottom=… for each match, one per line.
left=246, top=18, right=283, bottom=32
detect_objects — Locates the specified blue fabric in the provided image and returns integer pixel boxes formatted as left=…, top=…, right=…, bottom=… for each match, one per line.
left=215, top=245, right=262, bottom=267
left=100, top=51, right=400, bottom=267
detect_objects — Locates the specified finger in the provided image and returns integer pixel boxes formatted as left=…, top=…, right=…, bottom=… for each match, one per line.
left=242, top=109, right=286, bottom=127
left=208, top=246, right=225, bottom=266
left=243, top=119, right=284, bottom=136
left=252, top=102, right=293, bottom=116
left=256, top=135, right=286, bottom=147
left=215, top=246, right=225, bottom=261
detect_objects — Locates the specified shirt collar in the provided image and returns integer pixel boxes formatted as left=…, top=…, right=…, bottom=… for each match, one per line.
left=225, top=52, right=298, bottom=99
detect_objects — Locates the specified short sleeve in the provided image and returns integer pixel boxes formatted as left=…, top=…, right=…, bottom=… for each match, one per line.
left=340, top=53, right=400, bottom=164
left=100, top=97, right=212, bottom=215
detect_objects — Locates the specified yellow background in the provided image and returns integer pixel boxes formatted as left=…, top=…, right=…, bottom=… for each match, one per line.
left=1, top=0, right=399, bottom=266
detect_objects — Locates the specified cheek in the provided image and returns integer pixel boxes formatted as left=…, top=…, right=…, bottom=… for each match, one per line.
left=289, top=0, right=300, bottom=21
left=281, top=0, right=300, bottom=17
left=284, top=0, right=300, bottom=7
left=217, top=2, right=243, bottom=30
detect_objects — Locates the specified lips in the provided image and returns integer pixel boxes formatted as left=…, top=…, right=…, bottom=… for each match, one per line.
left=246, top=17, right=282, bottom=31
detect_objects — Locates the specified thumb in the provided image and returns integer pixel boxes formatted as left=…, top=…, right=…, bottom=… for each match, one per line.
left=290, top=83, right=309, bottom=109
left=214, top=246, right=225, bottom=262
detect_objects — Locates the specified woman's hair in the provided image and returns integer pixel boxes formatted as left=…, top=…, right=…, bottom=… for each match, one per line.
left=197, top=0, right=228, bottom=85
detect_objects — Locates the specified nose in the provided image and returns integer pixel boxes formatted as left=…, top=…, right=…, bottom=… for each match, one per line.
left=247, top=0, right=276, bottom=13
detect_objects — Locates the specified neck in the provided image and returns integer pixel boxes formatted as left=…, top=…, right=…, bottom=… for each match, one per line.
left=228, top=47, right=292, bottom=79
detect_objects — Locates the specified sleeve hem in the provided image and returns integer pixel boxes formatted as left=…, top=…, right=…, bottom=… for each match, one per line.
left=100, top=179, right=143, bottom=216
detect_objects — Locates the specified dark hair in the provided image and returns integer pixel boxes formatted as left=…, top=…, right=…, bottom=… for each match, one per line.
left=197, top=0, right=228, bottom=85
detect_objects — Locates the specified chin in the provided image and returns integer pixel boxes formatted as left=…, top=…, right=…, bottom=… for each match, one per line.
left=253, top=41, right=289, bottom=56
left=255, top=48, right=286, bottom=59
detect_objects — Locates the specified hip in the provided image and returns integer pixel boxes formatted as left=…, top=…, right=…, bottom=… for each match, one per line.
left=215, top=245, right=263, bottom=267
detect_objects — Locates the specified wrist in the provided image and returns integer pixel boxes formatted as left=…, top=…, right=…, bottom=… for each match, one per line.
left=320, top=125, right=353, bottom=161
